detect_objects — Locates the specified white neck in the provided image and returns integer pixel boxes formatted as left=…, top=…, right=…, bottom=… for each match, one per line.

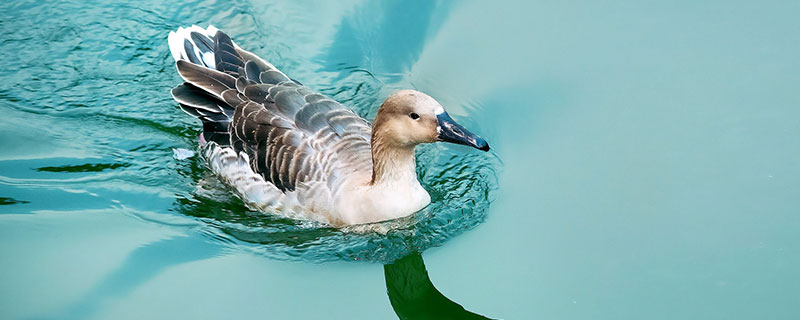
left=370, top=145, right=418, bottom=186
left=368, top=144, right=430, bottom=222
left=333, top=143, right=431, bottom=225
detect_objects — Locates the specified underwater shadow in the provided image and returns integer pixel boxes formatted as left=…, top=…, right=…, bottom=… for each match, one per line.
left=384, top=252, right=494, bottom=320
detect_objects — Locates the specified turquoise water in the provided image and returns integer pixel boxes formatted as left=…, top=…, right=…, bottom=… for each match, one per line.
left=1, top=0, right=799, bottom=319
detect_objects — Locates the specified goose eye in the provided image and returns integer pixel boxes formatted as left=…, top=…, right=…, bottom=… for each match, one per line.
left=408, top=112, right=420, bottom=120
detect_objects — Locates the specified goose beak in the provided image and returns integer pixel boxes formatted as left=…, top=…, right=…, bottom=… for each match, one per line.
left=436, top=112, right=490, bottom=151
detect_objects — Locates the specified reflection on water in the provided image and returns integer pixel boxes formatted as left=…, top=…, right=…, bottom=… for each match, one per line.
left=56, top=235, right=222, bottom=320
left=321, top=0, right=450, bottom=82
left=384, top=252, right=492, bottom=320
left=0, top=197, right=30, bottom=205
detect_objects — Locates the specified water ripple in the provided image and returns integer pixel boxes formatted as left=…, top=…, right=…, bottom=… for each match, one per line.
left=0, top=0, right=501, bottom=264
left=173, top=142, right=500, bottom=263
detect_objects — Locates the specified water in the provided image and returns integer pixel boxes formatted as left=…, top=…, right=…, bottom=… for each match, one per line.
left=1, top=0, right=798, bottom=319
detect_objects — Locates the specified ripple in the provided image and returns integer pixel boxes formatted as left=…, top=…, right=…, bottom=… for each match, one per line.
left=175, top=143, right=500, bottom=263
left=0, top=0, right=501, bottom=264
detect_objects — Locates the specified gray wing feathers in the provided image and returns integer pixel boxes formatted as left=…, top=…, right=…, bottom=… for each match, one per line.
left=172, top=28, right=373, bottom=209
left=176, top=60, right=236, bottom=100
left=271, top=84, right=308, bottom=116
left=171, top=84, right=222, bottom=116
left=171, top=83, right=233, bottom=145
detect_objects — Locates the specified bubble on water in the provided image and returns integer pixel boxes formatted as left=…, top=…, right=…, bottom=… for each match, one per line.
left=172, top=148, right=196, bottom=160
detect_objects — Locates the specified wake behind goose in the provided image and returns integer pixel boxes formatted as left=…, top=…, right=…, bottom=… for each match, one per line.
left=168, top=25, right=489, bottom=227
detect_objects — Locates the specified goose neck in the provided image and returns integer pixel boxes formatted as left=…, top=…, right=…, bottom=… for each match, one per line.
left=370, top=140, right=418, bottom=187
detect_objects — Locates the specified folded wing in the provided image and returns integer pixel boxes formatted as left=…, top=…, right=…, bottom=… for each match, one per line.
left=169, top=26, right=372, bottom=196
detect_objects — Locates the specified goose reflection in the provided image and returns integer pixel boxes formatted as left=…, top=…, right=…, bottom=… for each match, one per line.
left=384, top=252, right=493, bottom=320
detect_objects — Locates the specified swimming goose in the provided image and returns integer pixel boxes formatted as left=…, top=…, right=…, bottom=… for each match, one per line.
left=168, top=25, right=489, bottom=226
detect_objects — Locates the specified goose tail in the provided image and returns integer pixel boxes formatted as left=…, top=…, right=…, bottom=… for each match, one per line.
left=168, top=25, right=295, bottom=147
left=168, top=25, right=220, bottom=69
left=168, top=25, right=235, bottom=146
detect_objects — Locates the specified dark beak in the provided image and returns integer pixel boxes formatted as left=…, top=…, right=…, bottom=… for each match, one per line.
left=436, top=112, right=490, bottom=151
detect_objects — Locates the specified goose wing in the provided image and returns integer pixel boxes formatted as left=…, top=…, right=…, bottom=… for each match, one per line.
left=171, top=27, right=373, bottom=194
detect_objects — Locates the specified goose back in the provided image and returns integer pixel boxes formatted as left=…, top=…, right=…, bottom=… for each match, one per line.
left=170, top=26, right=374, bottom=215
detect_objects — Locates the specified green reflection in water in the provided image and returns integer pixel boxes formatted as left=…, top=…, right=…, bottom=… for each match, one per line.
left=36, top=162, right=131, bottom=173
left=0, top=197, right=30, bottom=205
left=385, top=252, right=493, bottom=320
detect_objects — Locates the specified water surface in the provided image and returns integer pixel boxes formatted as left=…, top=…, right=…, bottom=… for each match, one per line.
left=1, top=0, right=799, bottom=319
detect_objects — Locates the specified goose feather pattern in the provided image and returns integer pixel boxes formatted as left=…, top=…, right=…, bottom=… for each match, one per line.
left=168, top=25, right=489, bottom=226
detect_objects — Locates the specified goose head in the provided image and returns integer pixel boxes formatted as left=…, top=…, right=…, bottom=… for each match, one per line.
left=372, top=90, right=490, bottom=151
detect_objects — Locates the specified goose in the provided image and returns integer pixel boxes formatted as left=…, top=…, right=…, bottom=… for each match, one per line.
left=168, top=25, right=489, bottom=227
